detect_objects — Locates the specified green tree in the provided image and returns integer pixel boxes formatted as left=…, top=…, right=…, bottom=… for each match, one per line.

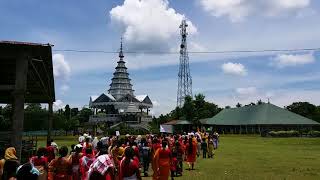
left=77, top=108, right=93, bottom=124
left=71, top=108, right=79, bottom=117
left=24, top=104, right=48, bottom=131
left=194, top=94, right=205, bottom=109
left=170, top=106, right=183, bottom=120
left=236, top=103, right=242, bottom=108
left=64, top=104, right=71, bottom=120
left=52, top=113, right=65, bottom=130
left=25, top=103, right=42, bottom=112
left=183, top=95, right=195, bottom=123
left=286, top=102, right=317, bottom=120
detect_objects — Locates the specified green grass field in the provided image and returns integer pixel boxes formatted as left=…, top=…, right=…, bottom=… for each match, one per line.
left=37, top=135, right=320, bottom=180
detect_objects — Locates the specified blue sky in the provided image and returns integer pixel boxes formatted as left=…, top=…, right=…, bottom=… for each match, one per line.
left=1, top=0, right=320, bottom=116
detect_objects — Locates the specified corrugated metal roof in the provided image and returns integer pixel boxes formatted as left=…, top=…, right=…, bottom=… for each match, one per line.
left=202, top=103, right=320, bottom=125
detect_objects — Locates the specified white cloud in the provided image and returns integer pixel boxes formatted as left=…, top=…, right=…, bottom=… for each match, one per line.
left=60, top=84, right=70, bottom=94
left=236, top=87, right=257, bottom=95
left=272, top=53, right=315, bottom=68
left=53, top=99, right=64, bottom=110
left=188, top=41, right=207, bottom=52
left=221, top=62, right=247, bottom=76
left=266, top=0, right=310, bottom=16
left=53, top=54, right=71, bottom=80
left=152, top=101, right=160, bottom=107
left=110, top=0, right=197, bottom=51
left=199, top=0, right=312, bottom=22
left=199, top=0, right=252, bottom=22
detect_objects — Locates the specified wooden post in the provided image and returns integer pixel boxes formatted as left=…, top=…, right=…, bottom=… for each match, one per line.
left=47, top=101, right=53, bottom=143
left=12, top=56, right=28, bottom=160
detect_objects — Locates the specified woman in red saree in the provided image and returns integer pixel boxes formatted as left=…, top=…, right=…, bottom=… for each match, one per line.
left=30, top=147, right=48, bottom=180
left=70, top=145, right=83, bottom=180
left=185, top=137, right=197, bottom=170
left=153, top=140, right=172, bottom=180
left=79, top=148, right=95, bottom=180
left=119, top=147, right=141, bottom=180
left=48, top=146, right=72, bottom=180
left=151, top=138, right=161, bottom=180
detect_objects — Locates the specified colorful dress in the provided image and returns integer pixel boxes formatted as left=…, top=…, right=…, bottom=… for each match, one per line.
left=70, top=153, right=83, bottom=180
left=154, top=148, right=171, bottom=180
left=79, top=154, right=95, bottom=180
left=88, top=154, right=114, bottom=180
left=48, top=157, right=72, bottom=180
left=186, top=142, right=197, bottom=163
left=119, top=158, right=141, bottom=180
left=151, top=143, right=161, bottom=180
left=46, top=146, right=55, bottom=163
left=208, top=140, right=214, bottom=158
left=30, top=156, right=48, bottom=180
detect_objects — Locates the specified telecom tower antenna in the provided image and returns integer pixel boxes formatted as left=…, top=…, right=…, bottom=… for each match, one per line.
left=177, top=19, right=192, bottom=107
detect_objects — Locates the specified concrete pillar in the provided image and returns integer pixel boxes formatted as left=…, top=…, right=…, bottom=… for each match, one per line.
left=47, top=102, right=53, bottom=143
left=258, top=125, right=261, bottom=135
left=11, top=56, right=28, bottom=160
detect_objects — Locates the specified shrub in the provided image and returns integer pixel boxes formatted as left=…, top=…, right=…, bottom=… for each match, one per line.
left=307, top=130, right=320, bottom=137
left=268, top=130, right=300, bottom=137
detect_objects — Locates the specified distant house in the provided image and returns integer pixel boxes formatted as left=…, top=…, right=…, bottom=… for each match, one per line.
left=200, top=103, right=320, bottom=134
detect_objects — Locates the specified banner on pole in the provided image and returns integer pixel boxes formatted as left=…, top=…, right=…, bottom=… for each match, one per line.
left=160, top=125, right=173, bottom=133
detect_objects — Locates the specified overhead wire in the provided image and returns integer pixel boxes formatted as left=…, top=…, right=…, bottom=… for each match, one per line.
left=52, top=47, right=320, bottom=54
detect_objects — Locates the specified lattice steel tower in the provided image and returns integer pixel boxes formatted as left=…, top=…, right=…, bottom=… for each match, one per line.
left=177, top=19, right=192, bottom=107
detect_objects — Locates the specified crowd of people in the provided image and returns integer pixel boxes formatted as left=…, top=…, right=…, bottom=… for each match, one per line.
left=0, top=130, right=219, bottom=180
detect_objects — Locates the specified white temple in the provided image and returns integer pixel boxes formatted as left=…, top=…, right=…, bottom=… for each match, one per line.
left=88, top=40, right=153, bottom=130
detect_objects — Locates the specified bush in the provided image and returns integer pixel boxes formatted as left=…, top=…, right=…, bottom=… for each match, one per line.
left=308, top=130, right=320, bottom=137
left=268, top=130, right=300, bottom=137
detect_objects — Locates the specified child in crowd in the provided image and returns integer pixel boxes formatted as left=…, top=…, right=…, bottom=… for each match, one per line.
left=197, top=138, right=201, bottom=158
left=175, top=141, right=183, bottom=176
left=171, top=151, right=178, bottom=180
left=201, top=138, right=208, bottom=158
left=141, top=138, right=151, bottom=177
left=208, top=139, right=214, bottom=158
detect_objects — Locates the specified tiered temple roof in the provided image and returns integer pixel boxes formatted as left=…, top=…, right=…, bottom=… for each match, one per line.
left=108, top=40, right=134, bottom=100
left=89, top=40, right=152, bottom=110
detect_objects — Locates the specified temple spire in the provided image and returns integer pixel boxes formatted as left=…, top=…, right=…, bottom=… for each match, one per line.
left=119, top=37, right=124, bottom=59
left=109, top=37, right=134, bottom=99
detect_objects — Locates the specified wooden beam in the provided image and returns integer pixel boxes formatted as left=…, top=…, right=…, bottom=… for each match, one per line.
left=11, top=56, right=28, bottom=160
left=0, top=85, right=14, bottom=91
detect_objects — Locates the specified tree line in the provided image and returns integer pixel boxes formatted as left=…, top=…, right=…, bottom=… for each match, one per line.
left=0, top=104, right=92, bottom=132
left=0, top=96, right=319, bottom=132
